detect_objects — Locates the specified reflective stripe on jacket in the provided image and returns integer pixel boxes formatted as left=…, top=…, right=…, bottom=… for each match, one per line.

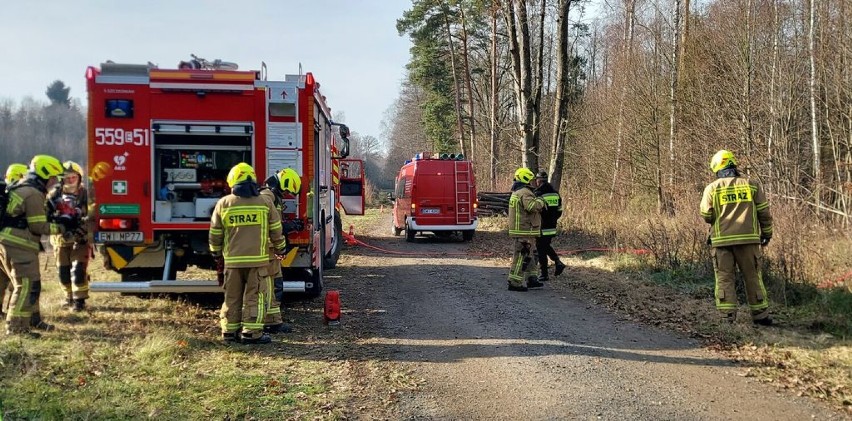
left=508, top=185, right=545, bottom=237
left=260, top=189, right=289, bottom=262
left=535, top=182, right=563, bottom=236
left=0, top=184, right=63, bottom=251
left=700, top=176, right=772, bottom=247
left=48, top=185, right=88, bottom=247
left=209, top=193, right=286, bottom=268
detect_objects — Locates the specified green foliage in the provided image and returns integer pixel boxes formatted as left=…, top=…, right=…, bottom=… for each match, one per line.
left=45, top=80, right=71, bottom=107
left=398, top=0, right=458, bottom=153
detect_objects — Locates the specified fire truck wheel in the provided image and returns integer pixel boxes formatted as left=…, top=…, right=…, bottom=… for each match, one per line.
left=323, top=212, right=343, bottom=270
left=462, top=230, right=475, bottom=242
left=405, top=225, right=416, bottom=242
left=304, top=267, right=324, bottom=299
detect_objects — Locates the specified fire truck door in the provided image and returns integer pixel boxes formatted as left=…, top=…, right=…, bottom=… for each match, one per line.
left=338, top=159, right=365, bottom=215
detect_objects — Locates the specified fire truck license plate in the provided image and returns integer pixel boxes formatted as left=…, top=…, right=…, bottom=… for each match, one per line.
left=422, top=208, right=440, bottom=214
left=95, top=232, right=143, bottom=243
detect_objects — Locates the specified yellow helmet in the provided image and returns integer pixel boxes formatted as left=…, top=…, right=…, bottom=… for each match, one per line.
left=514, top=167, right=535, bottom=184
left=30, top=154, right=64, bottom=180
left=226, top=162, right=256, bottom=188
left=5, top=163, right=28, bottom=184
left=710, top=150, right=737, bottom=173
left=63, top=161, right=83, bottom=176
left=277, top=168, right=301, bottom=195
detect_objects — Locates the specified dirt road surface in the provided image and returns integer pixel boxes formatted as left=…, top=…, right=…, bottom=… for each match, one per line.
left=327, top=213, right=843, bottom=420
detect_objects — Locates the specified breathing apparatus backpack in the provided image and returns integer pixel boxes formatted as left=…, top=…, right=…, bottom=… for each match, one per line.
left=0, top=181, right=30, bottom=229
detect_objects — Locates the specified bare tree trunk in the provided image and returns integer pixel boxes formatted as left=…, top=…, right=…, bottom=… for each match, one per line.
left=549, top=0, right=572, bottom=191
left=666, top=0, right=681, bottom=215
left=609, top=0, right=636, bottom=200
left=808, top=0, right=821, bottom=210
left=531, top=0, right=546, bottom=169
left=768, top=0, right=779, bottom=194
left=741, top=0, right=754, bottom=159
left=460, top=7, right=476, bottom=161
left=444, top=12, right=466, bottom=157
left=490, top=3, right=499, bottom=191
left=504, top=0, right=537, bottom=171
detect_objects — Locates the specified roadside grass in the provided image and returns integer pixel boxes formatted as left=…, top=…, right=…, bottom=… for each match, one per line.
left=0, top=240, right=413, bottom=420
left=553, top=199, right=852, bottom=414
left=463, top=207, right=852, bottom=413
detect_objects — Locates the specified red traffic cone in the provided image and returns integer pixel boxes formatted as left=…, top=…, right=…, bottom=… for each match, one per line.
left=324, top=290, right=341, bottom=325
left=348, top=224, right=354, bottom=236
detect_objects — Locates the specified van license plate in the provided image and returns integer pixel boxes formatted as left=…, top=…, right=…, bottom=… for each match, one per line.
left=422, top=208, right=440, bottom=214
left=96, top=231, right=143, bottom=243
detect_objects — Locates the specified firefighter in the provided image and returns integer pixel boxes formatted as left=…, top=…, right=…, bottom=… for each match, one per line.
left=209, top=163, right=287, bottom=344
left=48, top=161, right=90, bottom=311
left=700, top=150, right=773, bottom=325
left=259, top=167, right=301, bottom=334
left=1, top=155, right=73, bottom=337
left=533, top=171, right=566, bottom=282
left=507, top=168, right=546, bottom=292
left=1, top=163, right=29, bottom=317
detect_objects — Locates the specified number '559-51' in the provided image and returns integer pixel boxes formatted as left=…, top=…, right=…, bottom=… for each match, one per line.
left=94, top=128, right=150, bottom=146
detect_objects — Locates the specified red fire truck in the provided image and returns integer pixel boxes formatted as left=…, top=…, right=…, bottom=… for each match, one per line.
left=85, top=59, right=364, bottom=297
left=391, top=153, right=477, bottom=242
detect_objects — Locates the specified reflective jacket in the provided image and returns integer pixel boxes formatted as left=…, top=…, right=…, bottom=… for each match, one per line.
left=0, top=180, right=63, bottom=252
left=47, top=184, right=88, bottom=246
left=508, top=185, right=545, bottom=237
left=209, top=193, right=286, bottom=268
left=534, top=182, right=563, bottom=236
left=259, top=188, right=289, bottom=262
left=700, top=175, right=772, bottom=247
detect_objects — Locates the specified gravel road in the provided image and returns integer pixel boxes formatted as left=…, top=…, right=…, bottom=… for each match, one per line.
left=329, top=214, right=843, bottom=420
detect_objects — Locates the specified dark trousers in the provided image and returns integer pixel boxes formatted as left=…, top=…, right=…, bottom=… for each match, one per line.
left=536, top=235, right=559, bottom=275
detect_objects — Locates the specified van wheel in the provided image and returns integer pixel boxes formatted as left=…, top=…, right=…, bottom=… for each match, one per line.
left=405, top=225, right=416, bottom=242
left=462, top=230, right=475, bottom=242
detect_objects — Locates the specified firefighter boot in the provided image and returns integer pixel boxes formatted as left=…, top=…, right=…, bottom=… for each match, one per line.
left=72, top=299, right=86, bottom=312
left=58, top=265, right=73, bottom=307
left=241, top=333, right=272, bottom=344
left=264, top=323, right=293, bottom=334
left=527, top=276, right=544, bottom=289
left=30, top=313, right=56, bottom=332
left=222, top=332, right=240, bottom=343
left=508, top=285, right=528, bottom=292
left=554, top=261, right=567, bottom=277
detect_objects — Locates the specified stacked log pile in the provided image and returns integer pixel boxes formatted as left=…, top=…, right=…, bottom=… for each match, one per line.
left=476, top=192, right=511, bottom=216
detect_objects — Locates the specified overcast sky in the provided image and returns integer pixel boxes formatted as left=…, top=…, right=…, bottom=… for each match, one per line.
left=0, top=0, right=412, bottom=144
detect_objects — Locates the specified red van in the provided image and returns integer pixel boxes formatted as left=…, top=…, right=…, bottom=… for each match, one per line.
left=391, top=153, right=478, bottom=241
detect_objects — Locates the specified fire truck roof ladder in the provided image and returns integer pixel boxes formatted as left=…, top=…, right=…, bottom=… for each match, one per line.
left=455, top=161, right=472, bottom=225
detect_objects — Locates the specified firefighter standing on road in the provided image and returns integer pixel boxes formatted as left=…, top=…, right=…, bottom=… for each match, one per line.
left=260, top=168, right=301, bottom=334
left=0, top=163, right=29, bottom=318
left=48, top=161, right=90, bottom=311
left=507, top=168, right=546, bottom=292
left=209, top=163, right=287, bottom=344
left=700, top=150, right=773, bottom=325
left=1, top=155, right=73, bottom=337
left=533, top=171, right=566, bottom=282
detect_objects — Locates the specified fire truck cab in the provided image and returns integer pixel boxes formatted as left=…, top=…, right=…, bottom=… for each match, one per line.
left=391, top=153, right=477, bottom=242
left=85, top=60, right=364, bottom=297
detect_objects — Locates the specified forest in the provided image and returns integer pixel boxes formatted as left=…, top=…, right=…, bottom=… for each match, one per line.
left=381, top=0, right=851, bottom=302
left=1, top=0, right=849, bottom=299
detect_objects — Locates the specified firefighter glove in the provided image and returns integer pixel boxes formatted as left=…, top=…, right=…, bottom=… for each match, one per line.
left=55, top=214, right=79, bottom=232
left=760, top=235, right=771, bottom=247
